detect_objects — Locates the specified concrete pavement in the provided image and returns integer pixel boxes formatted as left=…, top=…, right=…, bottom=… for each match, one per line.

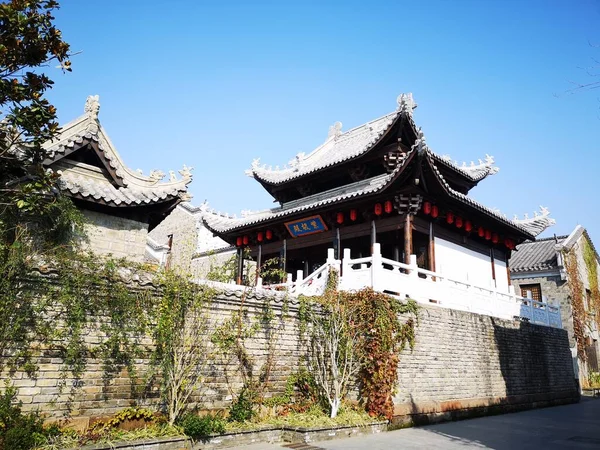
left=242, top=397, right=600, bottom=449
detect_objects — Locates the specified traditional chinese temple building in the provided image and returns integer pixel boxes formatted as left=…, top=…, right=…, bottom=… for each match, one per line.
left=43, top=95, right=193, bottom=261
left=202, top=94, right=559, bottom=325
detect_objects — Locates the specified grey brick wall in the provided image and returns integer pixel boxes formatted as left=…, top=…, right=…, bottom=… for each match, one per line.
left=148, top=206, right=198, bottom=272
left=83, top=210, right=148, bottom=261
left=394, top=306, right=577, bottom=417
left=4, top=289, right=578, bottom=421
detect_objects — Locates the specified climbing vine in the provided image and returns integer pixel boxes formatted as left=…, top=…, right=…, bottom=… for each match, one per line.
left=583, top=239, right=600, bottom=329
left=300, top=276, right=418, bottom=420
left=564, top=249, right=587, bottom=361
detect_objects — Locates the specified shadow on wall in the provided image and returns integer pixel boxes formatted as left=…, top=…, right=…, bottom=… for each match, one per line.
left=392, top=320, right=584, bottom=449
left=491, top=318, right=578, bottom=402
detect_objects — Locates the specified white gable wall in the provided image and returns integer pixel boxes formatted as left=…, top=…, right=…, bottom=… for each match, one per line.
left=434, top=237, right=494, bottom=289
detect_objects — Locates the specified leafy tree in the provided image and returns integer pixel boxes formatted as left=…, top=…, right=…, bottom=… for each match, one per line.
left=0, top=0, right=73, bottom=244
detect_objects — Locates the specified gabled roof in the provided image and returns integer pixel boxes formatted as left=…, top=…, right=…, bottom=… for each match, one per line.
left=247, top=93, right=499, bottom=187
left=43, top=95, right=192, bottom=207
left=509, top=235, right=567, bottom=274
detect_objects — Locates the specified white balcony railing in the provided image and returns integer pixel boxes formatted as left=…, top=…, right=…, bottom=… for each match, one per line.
left=257, top=244, right=562, bottom=329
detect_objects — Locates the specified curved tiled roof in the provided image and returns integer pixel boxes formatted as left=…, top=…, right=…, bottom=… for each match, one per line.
left=425, top=149, right=553, bottom=239
left=247, top=94, right=499, bottom=186
left=249, top=111, right=401, bottom=185
left=44, top=95, right=192, bottom=206
left=509, top=236, right=567, bottom=274
left=204, top=148, right=415, bottom=234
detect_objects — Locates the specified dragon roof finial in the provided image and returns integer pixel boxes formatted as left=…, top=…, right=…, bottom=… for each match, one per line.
left=84, top=95, right=100, bottom=120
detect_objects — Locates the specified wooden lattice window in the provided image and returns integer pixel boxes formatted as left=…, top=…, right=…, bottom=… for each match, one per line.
left=520, top=283, right=542, bottom=301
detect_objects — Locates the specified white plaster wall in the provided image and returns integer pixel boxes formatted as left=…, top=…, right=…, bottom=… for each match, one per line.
left=434, top=237, right=493, bottom=288
left=494, top=259, right=509, bottom=291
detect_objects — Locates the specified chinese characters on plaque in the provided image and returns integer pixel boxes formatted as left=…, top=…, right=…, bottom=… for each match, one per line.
left=285, top=215, right=328, bottom=237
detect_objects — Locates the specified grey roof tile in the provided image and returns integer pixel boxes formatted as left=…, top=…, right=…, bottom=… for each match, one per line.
left=509, top=236, right=568, bottom=273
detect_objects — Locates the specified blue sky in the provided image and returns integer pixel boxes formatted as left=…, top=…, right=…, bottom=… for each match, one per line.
left=49, top=0, right=600, bottom=241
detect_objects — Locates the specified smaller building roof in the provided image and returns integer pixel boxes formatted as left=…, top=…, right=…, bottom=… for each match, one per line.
left=509, top=235, right=568, bottom=274
left=43, top=95, right=192, bottom=208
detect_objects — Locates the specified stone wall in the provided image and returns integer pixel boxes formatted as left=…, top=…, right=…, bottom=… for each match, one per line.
left=6, top=288, right=578, bottom=425
left=511, top=275, right=574, bottom=347
left=147, top=205, right=198, bottom=272
left=83, top=210, right=148, bottom=261
left=393, top=305, right=578, bottom=424
left=9, top=287, right=300, bottom=421
left=147, top=204, right=232, bottom=274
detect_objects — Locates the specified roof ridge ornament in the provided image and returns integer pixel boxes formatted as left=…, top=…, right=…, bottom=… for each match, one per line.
left=327, top=121, right=343, bottom=140
left=179, top=164, right=193, bottom=179
left=84, top=95, right=100, bottom=120
left=149, top=169, right=165, bottom=182
left=512, top=206, right=556, bottom=237
left=413, top=127, right=427, bottom=154
left=397, top=93, right=417, bottom=114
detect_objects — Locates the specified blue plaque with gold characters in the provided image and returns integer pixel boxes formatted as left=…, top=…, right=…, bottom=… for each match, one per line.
left=285, top=215, right=328, bottom=237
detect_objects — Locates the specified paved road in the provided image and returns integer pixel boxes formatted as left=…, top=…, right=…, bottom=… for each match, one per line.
left=244, top=397, right=600, bottom=449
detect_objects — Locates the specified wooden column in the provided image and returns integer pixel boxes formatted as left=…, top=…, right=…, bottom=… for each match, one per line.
left=281, top=238, right=287, bottom=280
left=334, top=227, right=341, bottom=260
left=255, top=244, right=262, bottom=285
left=404, top=213, right=413, bottom=265
left=490, top=248, right=496, bottom=288
left=236, top=247, right=244, bottom=285
left=428, top=222, right=436, bottom=272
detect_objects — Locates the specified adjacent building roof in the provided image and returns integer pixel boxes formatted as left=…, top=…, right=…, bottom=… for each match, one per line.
left=246, top=93, right=499, bottom=186
left=43, top=95, right=192, bottom=207
left=510, top=225, right=600, bottom=275
left=509, top=235, right=567, bottom=274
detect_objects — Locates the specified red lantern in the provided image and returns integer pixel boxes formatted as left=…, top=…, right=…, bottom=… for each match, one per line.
left=455, top=216, right=463, bottom=229
left=431, top=205, right=439, bottom=218
left=336, top=212, right=344, bottom=224
left=485, top=230, right=491, bottom=241
left=423, top=201, right=432, bottom=215
left=384, top=200, right=393, bottom=214
left=505, top=239, right=515, bottom=250
left=243, top=235, right=249, bottom=245
left=446, top=212, right=454, bottom=225
left=350, top=209, right=357, bottom=221
left=236, top=237, right=243, bottom=247
left=266, top=230, right=273, bottom=240
left=374, top=203, right=383, bottom=216
left=257, top=232, right=264, bottom=242
left=478, top=227, right=485, bottom=238
left=465, top=221, right=472, bottom=233
left=492, top=233, right=499, bottom=244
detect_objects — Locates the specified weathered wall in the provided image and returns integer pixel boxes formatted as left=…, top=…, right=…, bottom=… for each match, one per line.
left=511, top=275, right=573, bottom=347
left=83, top=210, right=148, bottom=261
left=147, top=204, right=232, bottom=274
left=394, top=305, right=579, bottom=424
left=7, top=287, right=299, bottom=421
left=5, top=290, right=578, bottom=425
left=147, top=205, right=198, bottom=272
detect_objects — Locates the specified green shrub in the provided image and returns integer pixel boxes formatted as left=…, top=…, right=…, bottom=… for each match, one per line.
left=228, top=388, right=255, bottom=423
left=179, top=413, right=226, bottom=439
left=0, top=383, right=49, bottom=450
